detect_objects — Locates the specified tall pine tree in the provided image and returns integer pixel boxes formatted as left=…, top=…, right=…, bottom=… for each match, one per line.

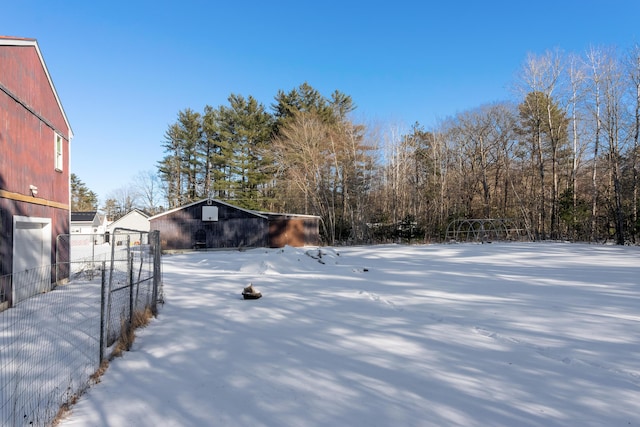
left=70, top=173, right=98, bottom=211
left=215, top=94, right=273, bottom=209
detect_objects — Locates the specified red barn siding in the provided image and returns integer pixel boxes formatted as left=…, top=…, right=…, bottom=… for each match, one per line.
left=0, top=44, right=68, bottom=134
left=0, top=37, right=71, bottom=301
left=0, top=94, right=69, bottom=204
left=0, top=42, right=70, bottom=206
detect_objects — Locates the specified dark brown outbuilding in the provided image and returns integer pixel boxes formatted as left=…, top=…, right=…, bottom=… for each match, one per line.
left=149, top=199, right=321, bottom=251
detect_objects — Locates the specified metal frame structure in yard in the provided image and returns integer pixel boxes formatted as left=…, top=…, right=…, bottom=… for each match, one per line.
left=445, top=218, right=531, bottom=243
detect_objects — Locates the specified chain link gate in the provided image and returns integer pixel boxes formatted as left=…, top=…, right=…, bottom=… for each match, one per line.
left=1, top=229, right=162, bottom=426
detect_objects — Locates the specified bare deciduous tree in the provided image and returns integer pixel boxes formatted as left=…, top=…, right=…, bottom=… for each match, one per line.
left=626, top=43, right=640, bottom=242
left=516, top=50, right=569, bottom=239
left=585, top=46, right=605, bottom=241
left=104, top=186, right=139, bottom=221
left=599, top=47, right=626, bottom=244
left=132, top=170, right=164, bottom=214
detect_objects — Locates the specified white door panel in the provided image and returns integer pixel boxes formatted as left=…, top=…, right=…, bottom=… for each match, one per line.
left=12, top=216, right=51, bottom=304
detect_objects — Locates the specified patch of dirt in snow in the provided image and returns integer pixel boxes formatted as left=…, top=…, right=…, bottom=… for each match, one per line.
left=237, top=246, right=337, bottom=275
left=304, top=247, right=341, bottom=265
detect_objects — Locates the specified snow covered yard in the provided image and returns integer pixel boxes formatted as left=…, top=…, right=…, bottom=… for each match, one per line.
left=59, top=243, right=640, bottom=427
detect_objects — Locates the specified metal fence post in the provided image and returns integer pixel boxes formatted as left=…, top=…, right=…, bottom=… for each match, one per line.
left=55, top=234, right=60, bottom=284
left=128, top=253, right=134, bottom=351
left=151, top=230, right=160, bottom=314
left=100, top=261, right=106, bottom=364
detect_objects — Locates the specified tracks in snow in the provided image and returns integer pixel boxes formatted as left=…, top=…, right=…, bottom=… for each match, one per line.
left=473, top=326, right=640, bottom=388
left=356, top=289, right=639, bottom=388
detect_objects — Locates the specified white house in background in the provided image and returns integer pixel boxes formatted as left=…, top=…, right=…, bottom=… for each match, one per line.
left=70, top=211, right=108, bottom=234
left=106, top=209, right=150, bottom=234
left=105, top=209, right=150, bottom=245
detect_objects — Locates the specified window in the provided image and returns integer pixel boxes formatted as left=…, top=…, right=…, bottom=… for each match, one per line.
left=54, top=133, right=63, bottom=171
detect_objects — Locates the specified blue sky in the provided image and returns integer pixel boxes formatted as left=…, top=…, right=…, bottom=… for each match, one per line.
left=3, top=1, right=639, bottom=203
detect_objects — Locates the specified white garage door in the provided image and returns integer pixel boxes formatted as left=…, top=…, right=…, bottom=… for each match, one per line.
left=12, top=216, right=52, bottom=304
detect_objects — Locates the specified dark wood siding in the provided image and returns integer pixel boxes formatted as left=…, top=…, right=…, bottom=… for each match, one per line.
left=150, top=201, right=269, bottom=250
left=150, top=200, right=321, bottom=251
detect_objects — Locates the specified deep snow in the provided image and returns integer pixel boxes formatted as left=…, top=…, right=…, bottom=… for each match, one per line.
left=58, top=243, right=640, bottom=426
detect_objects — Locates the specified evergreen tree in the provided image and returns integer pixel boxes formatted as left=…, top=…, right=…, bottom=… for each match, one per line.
left=202, top=104, right=226, bottom=199
left=101, top=198, right=119, bottom=221
left=215, top=94, right=274, bottom=209
left=177, top=108, right=203, bottom=202
left=70, top=173, right=98, bottom=211
left=157, top=109, right=203, bottom=207
left=272, top=82, right=335, bottom=133
left=158, top=99, right=273, bottom=209
left=329, top=89, right=356, bottom=122
left=158, top=123, right=184, bottom=208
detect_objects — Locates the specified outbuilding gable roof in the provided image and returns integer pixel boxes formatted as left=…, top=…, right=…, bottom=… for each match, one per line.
left=254, top=211, right=321, bottom=220
left=148, top=199, right=268, bottom=221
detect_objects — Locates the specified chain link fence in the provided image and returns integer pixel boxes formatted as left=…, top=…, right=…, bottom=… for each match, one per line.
left=56, top=233, right=112, bottom=282
left=0, top=229, right=162, bottom=427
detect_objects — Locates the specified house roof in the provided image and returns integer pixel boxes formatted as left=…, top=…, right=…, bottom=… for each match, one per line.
left=148, top=199, right=269, bottom=221
left=0, top=36, right=73, bottom=138
left=70, top=211, right=99, bottom=223
left=107, top=208, right=149, bottom=228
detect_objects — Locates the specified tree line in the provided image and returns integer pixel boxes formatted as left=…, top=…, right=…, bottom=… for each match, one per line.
left=379, top=46, right=639, bottom=245
left=102, top=44, right=640, bottom=245
left=156, top=83, right=370, bottom=243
